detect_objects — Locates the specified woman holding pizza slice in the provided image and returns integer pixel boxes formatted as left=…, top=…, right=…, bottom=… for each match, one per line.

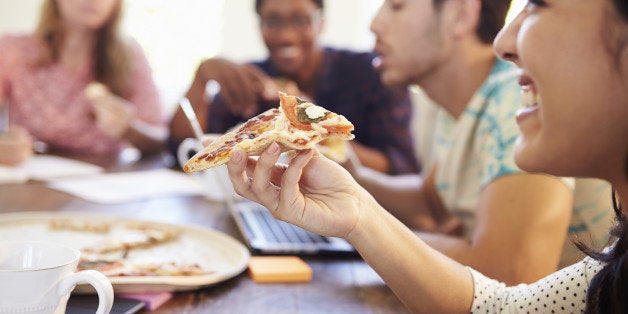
left=0, top=0, right=166, bottom=166
left=225, top=0, right=628, bottom=312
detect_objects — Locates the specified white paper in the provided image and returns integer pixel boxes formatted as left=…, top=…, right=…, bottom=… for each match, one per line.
left=0, top=155, right=104, bottom=184
left=47, top=169, right=208, bottom=204
left=0, top=167, right=28, bottom=184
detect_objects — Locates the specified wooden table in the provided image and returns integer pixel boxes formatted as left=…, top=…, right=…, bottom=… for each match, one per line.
left=0, top=153, right=408, bottom=313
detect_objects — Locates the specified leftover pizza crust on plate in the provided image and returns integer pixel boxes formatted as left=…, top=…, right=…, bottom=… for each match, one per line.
left=0, top=212, right=250, bottom=293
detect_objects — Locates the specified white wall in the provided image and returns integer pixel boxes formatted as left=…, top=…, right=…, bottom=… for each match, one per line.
left=0, top=0, right=42, bottom=33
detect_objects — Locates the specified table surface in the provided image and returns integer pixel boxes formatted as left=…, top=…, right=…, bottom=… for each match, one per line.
left=0, top=152, right=408, bottom=314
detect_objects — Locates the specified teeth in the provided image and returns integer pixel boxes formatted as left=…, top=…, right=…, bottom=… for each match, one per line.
left=521, top=86, right=538, bottom=108
left=372, top=56, right=381, bottom=68
left=277, top=47, right=298, bottom=58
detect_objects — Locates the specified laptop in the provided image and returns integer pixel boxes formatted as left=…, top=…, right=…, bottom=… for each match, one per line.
left=229, top=199, right=357, bottom=256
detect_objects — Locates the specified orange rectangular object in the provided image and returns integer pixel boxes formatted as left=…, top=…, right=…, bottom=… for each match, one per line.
left=248, top=256, right=312, bottom=283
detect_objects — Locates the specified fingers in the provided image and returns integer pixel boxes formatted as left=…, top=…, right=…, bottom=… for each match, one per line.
left=0, top=128, right=34, bottom=166
left=91, top=97, right=135, bottom=139
left=221, top=65, right=266, bottom=118
left=250, top=143, right=282, bottom=204
left=227, top=143, right=307, bottom=213
left=226, top=148, right=252, bottom=197
left=280, top=149, right=313, bottom=201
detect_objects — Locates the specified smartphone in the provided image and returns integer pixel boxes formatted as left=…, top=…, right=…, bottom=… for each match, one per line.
left=66, top=295, right=145, bottom=314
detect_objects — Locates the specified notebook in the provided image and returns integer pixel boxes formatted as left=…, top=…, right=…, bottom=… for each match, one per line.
left=229, top=199, right=357, bottom=256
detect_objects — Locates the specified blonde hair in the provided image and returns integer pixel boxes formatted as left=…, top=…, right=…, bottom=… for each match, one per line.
left=35, top=0, right=132, bottom=97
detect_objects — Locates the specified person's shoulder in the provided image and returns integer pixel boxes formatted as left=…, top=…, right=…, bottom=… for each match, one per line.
left=0, top=33, right=43, bottom=65
left=0, top=33, right=39, bottom=50
left=324, top=47, right=376, bottom=65
left=250, top=57, right=273, bottom=73
left=322, top=47, right=382, bottom=84
left=120, top=36, right=148, bottom=58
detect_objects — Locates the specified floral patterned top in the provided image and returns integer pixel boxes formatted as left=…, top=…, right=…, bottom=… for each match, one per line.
left=0, top=34, right=163, bottom=155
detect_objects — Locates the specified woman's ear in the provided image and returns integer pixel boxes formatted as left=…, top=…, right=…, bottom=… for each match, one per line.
left=442, top=0, right=482, bottom=39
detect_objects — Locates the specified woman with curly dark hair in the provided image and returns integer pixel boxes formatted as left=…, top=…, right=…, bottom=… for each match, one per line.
left=224, top=0, right=628, bottom=312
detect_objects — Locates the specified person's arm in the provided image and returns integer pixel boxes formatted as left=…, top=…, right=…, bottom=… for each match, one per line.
left=95, top=41, right=167, bottom=155
left=226, top=144, right=474, bottom=313
left=0, top=127, right=33, bottom=166
left=0, top=38, right=34, bottom=165
left=169, top=60, right=213, bottom=144
left=418, top=173, right=573, bottom=285
left=89, top=93, right=166, bottom=155
left=361, top=70, right=418, bottom=175
left=349, top=158, right=440, bottom=225
left=348, top=141, right=390, bottom=173
left=169, top=58, right=274, bottom=144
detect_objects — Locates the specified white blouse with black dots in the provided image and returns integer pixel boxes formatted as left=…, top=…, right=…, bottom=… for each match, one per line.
left=469, top=256, right=604, bottom=313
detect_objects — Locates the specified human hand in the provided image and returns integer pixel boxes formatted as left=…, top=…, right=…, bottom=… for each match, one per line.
left=0, top=127, right=34, bottom=166
left=226, top=142, right=365, bottom=238
left=339, top=141, right=362, bottom=175
left=197, top=59, right=275, bottom=118
left=87, top=87, right=136, bottom=139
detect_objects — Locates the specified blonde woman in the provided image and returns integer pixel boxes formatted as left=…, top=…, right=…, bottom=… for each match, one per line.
left=0, top=0, right=166, bottom=165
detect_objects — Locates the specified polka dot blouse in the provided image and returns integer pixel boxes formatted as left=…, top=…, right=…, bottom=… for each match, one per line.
left=470, top=256, right=604, bottom=313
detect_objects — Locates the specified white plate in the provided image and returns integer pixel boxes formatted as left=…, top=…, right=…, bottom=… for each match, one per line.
left=0, top=211, right=250, bottom=293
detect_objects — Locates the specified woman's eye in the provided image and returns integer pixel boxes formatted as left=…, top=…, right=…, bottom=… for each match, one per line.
left=527, top=0, right=547, bottom=8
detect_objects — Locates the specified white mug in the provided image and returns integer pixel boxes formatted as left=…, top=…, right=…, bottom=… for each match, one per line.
left=0, top=241, right=114, bottom=314
left=177, top=136, right=241, bottom=202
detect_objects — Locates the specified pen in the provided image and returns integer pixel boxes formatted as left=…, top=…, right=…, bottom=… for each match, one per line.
left=178, top=97, right=205, bottom=149
left=178, top=96, right=237, bottom=207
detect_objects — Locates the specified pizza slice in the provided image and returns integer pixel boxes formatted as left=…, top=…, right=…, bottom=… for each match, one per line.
left=183, top=92, right=354, bottom=173
left=78, top=256, right=210, bottom=277
left=317, top=137, right=349, bottom=163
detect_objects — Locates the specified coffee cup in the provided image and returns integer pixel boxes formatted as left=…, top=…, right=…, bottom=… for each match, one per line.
left=0, top=241, right=113, bottom=314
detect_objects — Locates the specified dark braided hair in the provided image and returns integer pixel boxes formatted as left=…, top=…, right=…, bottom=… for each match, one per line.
left=577, top=1, right=628, bottom=312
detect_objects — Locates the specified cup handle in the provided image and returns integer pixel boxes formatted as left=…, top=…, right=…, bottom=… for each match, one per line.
left=177, top=137, right=202, bottom=167
left=57, top=270, right=114, bottom=314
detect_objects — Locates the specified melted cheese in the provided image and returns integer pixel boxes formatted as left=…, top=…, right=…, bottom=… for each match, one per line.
left=304, top=105, right=327, bottom=120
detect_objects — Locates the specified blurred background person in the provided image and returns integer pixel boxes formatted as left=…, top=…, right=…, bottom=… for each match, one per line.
left=345, top=0, right=614, bottom=284
left=169, top=0, right=419, bottom=175
left=0, top=0, right=167, bottom=166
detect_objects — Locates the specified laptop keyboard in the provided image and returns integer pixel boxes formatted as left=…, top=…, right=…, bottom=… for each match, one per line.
left=251, top=209, right=330, bottom=245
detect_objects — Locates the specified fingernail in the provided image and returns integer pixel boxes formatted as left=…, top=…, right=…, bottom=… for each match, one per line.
left=231, top=150, right=242, bottom=163
left=268, top=142, right=280, bottom=154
